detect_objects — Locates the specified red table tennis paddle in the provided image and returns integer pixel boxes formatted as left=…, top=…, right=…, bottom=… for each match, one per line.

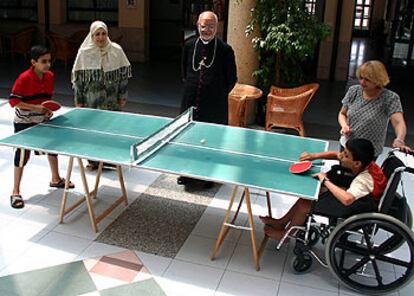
left=289, top=160, right=313, bottom=174
left=42, top=100, right=61, bottom=111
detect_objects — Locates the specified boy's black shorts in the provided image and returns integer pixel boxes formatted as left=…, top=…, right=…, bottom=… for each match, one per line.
left=14, top=122, right=57, bottom=167
left=313, top=191, right=377, bottom=219
left=312, top=164, right=377, bottom=218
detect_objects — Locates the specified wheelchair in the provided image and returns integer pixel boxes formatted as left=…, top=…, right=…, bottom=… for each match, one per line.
left=276, top=149, right=414, bottom=295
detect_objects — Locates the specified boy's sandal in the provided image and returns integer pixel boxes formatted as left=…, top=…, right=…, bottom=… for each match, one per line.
left=10, top=195, right=25, bottom=209
left=50, top=178, right=75, bottom=189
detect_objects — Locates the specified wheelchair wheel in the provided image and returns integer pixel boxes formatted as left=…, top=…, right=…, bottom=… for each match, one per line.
left=406, top=204, right=413, bottom=228
left=293, top=227, right=320, bottom=255
left=326, top=213, right=414, bottom=295
left=383, top=204, right=413, bottom=253
left=291, top=251, right=313, bottom=274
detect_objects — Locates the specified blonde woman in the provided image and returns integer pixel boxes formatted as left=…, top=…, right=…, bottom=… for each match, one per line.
left=338, top=60, right=411, bottom=157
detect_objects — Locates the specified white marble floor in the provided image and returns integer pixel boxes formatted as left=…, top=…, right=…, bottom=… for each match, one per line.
left=0, top=100, right=413, bottom=296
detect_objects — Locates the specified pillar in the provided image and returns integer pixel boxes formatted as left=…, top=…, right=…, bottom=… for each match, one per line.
left=227, top=0, right=260, bottom=124
left=227, top=0, right=258, bottom=85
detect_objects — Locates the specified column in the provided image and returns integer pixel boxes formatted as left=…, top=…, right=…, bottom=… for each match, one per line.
left=227, top=0, right=260, bottom=124
left=227, top=0, right=258, bottom=85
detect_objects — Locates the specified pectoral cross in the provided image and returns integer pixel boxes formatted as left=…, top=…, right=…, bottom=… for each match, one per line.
left=199, top=57, right=207, bottom=67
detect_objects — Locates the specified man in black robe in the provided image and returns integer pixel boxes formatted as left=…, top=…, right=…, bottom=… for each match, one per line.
left=178, top=10, right=237, bottom=186
left=181, top=11, right=237, bottom=123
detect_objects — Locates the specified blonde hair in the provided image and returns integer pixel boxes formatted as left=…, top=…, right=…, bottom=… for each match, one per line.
left=356, top=60, right=390, bottom=88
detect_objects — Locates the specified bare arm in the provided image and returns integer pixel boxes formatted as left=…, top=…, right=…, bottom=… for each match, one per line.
left=15, top=102, right=52, bottom=117
left=300, top=151, right=340, bottom=161
left=338, top=106, right=352, bottom=135
left=390, top=112, right=412, bottom=152
left=313, top=172, right=356, bottom=205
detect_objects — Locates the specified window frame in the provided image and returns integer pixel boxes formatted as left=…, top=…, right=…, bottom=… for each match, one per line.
left=67, top=0, right=118, bottom=25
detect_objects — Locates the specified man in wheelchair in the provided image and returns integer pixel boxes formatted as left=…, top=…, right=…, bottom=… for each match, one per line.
left=260, top=138, right=387, bottom=241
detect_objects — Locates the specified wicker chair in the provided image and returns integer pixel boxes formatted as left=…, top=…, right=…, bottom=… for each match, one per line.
left=265, top=83, right=319, bottom=136
left=228, top=83, right=263, bottom=127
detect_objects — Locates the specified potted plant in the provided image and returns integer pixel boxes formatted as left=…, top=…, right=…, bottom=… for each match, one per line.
left=245, top=0, right=331, bottom=89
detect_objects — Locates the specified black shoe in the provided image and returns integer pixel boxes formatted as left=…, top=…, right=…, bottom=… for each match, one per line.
left=202, top=181, right=215, bottom=189
left=177, top=176, right=191, bottom=185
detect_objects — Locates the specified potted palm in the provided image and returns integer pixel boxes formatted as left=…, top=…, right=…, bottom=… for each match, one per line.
left=245, top=0, right=331, bottom=89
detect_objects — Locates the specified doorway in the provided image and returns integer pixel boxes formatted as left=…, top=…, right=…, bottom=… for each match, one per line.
left=149, top=0, right=183, bottom=60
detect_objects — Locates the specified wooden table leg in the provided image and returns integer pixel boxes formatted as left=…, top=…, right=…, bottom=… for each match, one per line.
left=117, top=165, right=129, bottom=206
left=59, top=156, right=74, bottom=223
left=77, top=158, right=98, bottom=233
left=258, top=191, right=272, bottom=265
left=244, top=188, right=261, bottom=271
left=58, top=159, right=128, bottom=233
left=91, top=162, right=104, bottom=199
left=211, top=185, right=240, bottom=260
left=211, top=187, right=273, bottom=271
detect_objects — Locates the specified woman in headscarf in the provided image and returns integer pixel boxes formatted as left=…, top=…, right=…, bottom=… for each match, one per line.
left=72, top=20, right=132, bottom=170
left=72, top=20, right=131, bottom=111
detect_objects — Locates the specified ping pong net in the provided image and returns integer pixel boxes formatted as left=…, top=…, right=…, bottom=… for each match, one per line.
left=130, top=107, right=194, bottom=164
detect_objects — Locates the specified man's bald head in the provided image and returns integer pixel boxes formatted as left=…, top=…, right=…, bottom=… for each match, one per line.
left=198, top=11, right=218, bottom=24
left=197, top=11, right=218, bottom=42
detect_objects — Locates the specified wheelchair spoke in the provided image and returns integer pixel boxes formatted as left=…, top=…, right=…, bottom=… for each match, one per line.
left=373, top=233, right=402, bottom=255
left=371, top=259, right=384, bottom=286
left=362, top=225, right=374, bottom=252
left=342, top=256, right=370, bottom=278
left=335, top=241, right=371, bottom=257
left=339, top=248, right=345, bottom=269
left=375, top=254, right=412, bottom=268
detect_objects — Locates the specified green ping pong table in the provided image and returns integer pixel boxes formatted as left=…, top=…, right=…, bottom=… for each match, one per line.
left=0, top=107, right=328, bottom=270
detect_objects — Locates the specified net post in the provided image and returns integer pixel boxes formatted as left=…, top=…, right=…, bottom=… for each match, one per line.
left=129, top=107, right=194, bottom=165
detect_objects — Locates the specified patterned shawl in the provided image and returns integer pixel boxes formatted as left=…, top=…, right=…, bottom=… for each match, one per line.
left=71, top=20, right=131, bottom=84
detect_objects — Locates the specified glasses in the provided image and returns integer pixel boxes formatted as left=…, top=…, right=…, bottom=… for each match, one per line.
left=199, top=24, right=216, bottom=31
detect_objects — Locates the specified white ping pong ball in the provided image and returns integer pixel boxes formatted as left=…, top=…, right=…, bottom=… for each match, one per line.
left=200, top=139, right=206, bottom=144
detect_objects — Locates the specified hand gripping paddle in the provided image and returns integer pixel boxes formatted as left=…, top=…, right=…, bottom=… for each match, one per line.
left=289, top=160, right=313, bottom=174
left=42, top=100, right=61, bottom=111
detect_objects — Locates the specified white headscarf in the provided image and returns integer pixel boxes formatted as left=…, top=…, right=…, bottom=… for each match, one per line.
left=71, top=20, right=131, bottom=84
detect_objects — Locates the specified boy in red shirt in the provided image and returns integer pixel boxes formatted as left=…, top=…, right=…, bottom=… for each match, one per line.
left=9, top=45, right=74, bottom=209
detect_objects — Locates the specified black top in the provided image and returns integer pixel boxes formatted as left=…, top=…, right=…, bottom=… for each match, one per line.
left=181, top=37, right=237, bottom=124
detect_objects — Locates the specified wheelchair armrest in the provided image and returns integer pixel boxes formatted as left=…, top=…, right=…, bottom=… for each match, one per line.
left=405, top=167, right=414, bottom=174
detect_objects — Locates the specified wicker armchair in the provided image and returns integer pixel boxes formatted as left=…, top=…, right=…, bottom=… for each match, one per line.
left=228, top=83, right=263, bottom=127
left=265, top=83, right=319, bottom=136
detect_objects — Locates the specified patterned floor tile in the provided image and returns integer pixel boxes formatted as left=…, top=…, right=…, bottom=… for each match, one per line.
left=0, top=250, right=165, bottom=296
left=84, top=250, right=153, bottom=291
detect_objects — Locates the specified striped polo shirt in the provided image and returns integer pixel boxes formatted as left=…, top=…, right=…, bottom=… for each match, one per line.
left=9, top=66, right=54, bottom=124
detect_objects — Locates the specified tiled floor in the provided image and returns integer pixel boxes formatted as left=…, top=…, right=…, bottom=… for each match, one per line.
left=1, top=101, right=414, bottom=296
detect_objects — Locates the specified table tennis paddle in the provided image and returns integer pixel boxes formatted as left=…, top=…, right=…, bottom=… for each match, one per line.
left=42, top=100, right=61, bottom=111
left=289, top=161, right=313, bottom=174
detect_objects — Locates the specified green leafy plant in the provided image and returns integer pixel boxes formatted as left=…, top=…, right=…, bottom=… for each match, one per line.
left=245, top=0, right=330, bottom=88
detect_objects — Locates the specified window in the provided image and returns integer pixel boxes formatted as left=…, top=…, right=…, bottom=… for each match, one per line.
left=305, top=0, right=317, bottom=15
left=354, top=0, right=373, bottom=30
left=0, top=0, right=37, bottom=22
left=67, top=0, right=118, bottom=24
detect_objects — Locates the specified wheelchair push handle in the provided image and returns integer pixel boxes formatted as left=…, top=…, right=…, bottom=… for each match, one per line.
left=389, top=148, right=414, bottom=156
